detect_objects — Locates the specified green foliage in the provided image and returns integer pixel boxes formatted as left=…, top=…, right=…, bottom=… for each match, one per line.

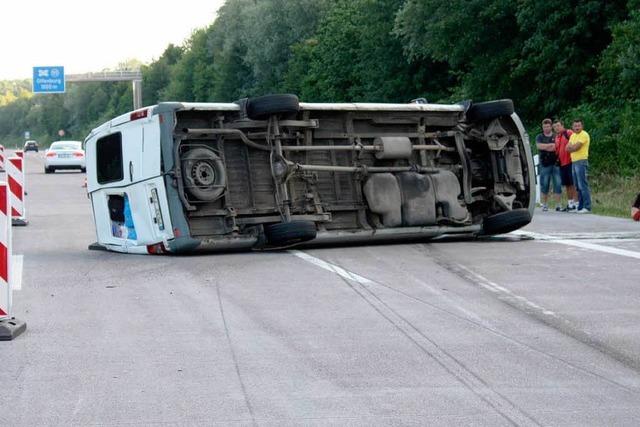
left=394, top=0, right=522, bottom=105
left=289, top=0, right=451, bottom=102
left=142, top=44, right=183, bottom=105
left=0, top=80, right=31, bottom=107
left=239, top=0, right=330, bottom=94
left=593, top=0, right=640, bottom=103
left=591, top=173, right=640, bottom=217
left=160, top=28, right=217, bottom=101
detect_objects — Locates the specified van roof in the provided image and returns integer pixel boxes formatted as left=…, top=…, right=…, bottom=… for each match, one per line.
left=169, top=101, right=464, bottom=113
left=86, top=100, right=465, bottom=138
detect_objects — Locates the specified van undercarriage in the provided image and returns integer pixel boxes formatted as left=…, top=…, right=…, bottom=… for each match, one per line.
left=160, top=96, right=534, bottom=252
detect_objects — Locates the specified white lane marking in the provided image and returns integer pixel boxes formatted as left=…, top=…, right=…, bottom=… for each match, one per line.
left=293, top=249, right=486, bottom=322
left=453, top=263, right=557, bottom=317
left=291, top=250, right=557, bottom=319
left=290, top=250, right=373, bottom=285
left=537, top=231, right=640, bottom=240
left=513, top=230, right=640, bottom=260
left=12, top=254, right=23, bottom=291
left=581, top=238, right=640, bottom=243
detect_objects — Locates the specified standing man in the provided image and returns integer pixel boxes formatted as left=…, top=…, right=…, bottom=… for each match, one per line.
left=553, top=119, right=578, bottom=211
left=566, top=118, right=591, bottom=213
left=536, top=118, right=562, bottom=211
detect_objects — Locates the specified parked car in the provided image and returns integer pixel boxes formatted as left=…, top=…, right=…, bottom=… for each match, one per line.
left=24, top=140, right=39, bottom=152
left=44, top=141, right=86, bottom=173
left=84, top=95, right=535, bottom=255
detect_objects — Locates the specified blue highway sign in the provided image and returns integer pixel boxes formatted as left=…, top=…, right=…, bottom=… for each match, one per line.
left=33, top=66, right=65, bottom=93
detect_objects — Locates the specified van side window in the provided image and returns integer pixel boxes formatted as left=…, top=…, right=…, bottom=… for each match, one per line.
left=97, top=133, right=123, bottom=184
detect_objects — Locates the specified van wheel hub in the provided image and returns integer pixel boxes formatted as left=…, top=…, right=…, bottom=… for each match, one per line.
left=180, top=148, right=227, bottom=202
left=192, top=161, right=216, bottom=187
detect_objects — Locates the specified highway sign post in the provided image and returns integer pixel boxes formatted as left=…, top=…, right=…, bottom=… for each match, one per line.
left=32, top=66, right=65, bottom=93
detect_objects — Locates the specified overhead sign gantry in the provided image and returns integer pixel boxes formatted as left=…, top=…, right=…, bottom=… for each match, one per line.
left=32, top=67, right=143, bottom=109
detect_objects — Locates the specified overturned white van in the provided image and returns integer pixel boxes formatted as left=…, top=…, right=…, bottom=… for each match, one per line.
left=84, top=95, right=535, bottom=254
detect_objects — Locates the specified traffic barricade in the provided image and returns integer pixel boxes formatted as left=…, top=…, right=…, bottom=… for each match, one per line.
left=0, top=145, right=5, bottom=171
left=0, top=180, right=26, bottom=340
left=7, top=156, right=28, bottom=226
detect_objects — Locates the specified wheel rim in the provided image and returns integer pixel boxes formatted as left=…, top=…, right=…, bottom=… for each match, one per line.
left=190, top=161, right=216, bottom=188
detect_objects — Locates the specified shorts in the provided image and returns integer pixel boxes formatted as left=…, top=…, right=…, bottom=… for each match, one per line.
left=560, top=164, right=573, bottom=186
left=538, top=164, right=562, bottom=195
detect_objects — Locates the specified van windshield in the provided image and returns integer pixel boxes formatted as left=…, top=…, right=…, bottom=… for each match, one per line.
left=50, top=142, right=81, bottom=151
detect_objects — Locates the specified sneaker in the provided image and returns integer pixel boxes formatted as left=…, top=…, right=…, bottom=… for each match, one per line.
left=542, top=204, right=548, bottom=212
left=566, top=205, right=577, bottom=212
left=576, top=208, right=591, bottom=214
left=555, top=205, right=562, bottom=212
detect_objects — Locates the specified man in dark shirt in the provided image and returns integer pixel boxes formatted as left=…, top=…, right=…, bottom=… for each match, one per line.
left=536, top=118, right=562, bottom=211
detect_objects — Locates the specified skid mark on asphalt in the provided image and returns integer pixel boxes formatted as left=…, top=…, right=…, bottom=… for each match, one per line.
left=512, top=230, right=640, bottom=260
left=292, top=250, right=542, bottom=426
left=215, top=281, right=258, bottom=426
left=424, top=244, right=640, bottom=380
left=292, top=249, right=640, bottom=394
left=450, top=263, right=557, bottom=317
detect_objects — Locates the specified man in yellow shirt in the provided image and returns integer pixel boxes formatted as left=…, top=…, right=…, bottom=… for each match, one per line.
left=566, top=119, right=591, bottom=213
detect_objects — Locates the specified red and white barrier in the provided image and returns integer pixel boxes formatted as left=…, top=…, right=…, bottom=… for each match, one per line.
left=0, top=179, right=26, bottom=340
left=6, top=156, right=28, bottom=226
left=0, top=181, right=11, bottom=319
left=0, top=145, right=5, bottom=171
left=15, top=150, right=23, bottom=159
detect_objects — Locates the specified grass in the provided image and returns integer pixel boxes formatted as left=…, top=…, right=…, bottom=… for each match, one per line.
left=590, top=174, right=639, bottom=218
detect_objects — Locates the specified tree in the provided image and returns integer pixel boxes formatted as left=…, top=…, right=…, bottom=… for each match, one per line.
left=395, top=0, right=522, bottom=105
left=513, top=0, right=627, bottom=116
left=142, top=44, right=183, bottom=105
left=239, top=0, right=330, bottom=94
left=289, top=0, right=451, bottom=103
left=161, top=28, right=216, bottom=101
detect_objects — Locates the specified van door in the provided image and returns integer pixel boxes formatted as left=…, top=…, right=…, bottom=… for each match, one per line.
left=87, top=116, right=173, bottom=251
left=90, top=179, right=173, bottom=252
left=121, top=122, right=144, bottom=184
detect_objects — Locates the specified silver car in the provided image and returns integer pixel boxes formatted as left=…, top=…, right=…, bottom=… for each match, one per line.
left=45, top=141, right=86, bottom=173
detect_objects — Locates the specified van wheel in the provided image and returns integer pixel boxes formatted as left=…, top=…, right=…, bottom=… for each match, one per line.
left=181, top=148, right=226, bottom=201
left=264, top=221, right=317, bottom=246
left=246, top=94, right=300, bottom=120
left=481, top=208, right=531, bottom=235
left=81, top=167, right=86, bottom=173
left=467, top=99, right=514, bottom=122
left=44, top=167, right=53, bottom=174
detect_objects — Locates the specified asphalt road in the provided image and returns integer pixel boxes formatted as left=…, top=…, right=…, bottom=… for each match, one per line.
left=1, top=152, right=640, bottom=426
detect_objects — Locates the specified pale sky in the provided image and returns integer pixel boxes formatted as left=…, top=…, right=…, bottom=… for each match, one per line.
left=0, top=0, right=226, bottom=80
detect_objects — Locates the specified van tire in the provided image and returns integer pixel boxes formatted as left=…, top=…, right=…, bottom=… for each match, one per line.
left=467, top=99, right=514, bottom=122
left=481, top=208, right=531, bottom=235
left=264, top=221, right=317, bottom=246
left=44, top=167, right=53, bottom=174
left=247, top=94, right=300, bottom=120
left=181, top=148, right=226, bottom=202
